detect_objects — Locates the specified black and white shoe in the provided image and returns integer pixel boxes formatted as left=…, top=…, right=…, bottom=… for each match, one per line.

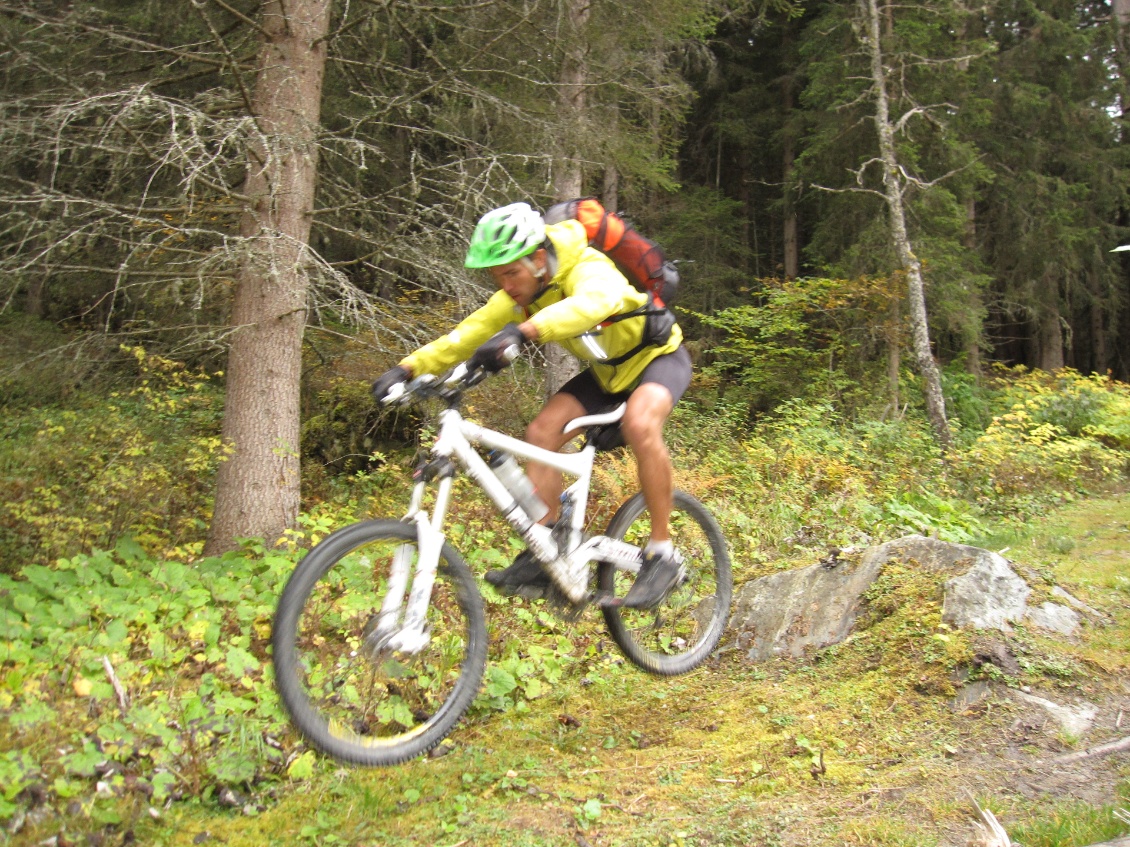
left=484, top=550, right=550, bottom=597
left=621, top=549, right=685, bottom=609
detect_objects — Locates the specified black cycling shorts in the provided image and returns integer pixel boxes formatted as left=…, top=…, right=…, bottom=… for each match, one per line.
left=558, top=346, right=693, bottom=415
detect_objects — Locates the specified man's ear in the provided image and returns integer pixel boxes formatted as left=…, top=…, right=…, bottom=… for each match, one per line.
left=532, top=248, right=548, bottom=278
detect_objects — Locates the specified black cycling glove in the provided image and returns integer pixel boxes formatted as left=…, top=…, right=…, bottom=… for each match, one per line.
left=371, top=365, right=411, bottom=403
left=469, top=323, right=527, bottom=373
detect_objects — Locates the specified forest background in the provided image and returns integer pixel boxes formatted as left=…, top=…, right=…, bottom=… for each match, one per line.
left=1, top=0, right=1130, bottom=845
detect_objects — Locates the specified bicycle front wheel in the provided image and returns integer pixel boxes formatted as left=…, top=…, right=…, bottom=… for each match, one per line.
left=598, top=491, right=732, bottom=675
left=273, top=519, right=487, bottom=766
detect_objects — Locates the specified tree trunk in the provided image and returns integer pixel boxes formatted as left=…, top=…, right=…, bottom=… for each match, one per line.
left=24, top=277, right=46, bottom=319
left=602, top=165, right=619, bottom=213
left=963, top=198, right=983, bottom=377
left=862, top=0, right=952, bottom=449
left=1038, top=301, right=1065, bottom=371
left=886, top=291, right=901, bottom=417
left=546, top=0, right=591, bottom=399
left=552, top=0, right=590, bottom=201
left=782, top=140, right=798, bottom=279
left=205, top=0, right=331, bottom=554
left=1090, top=273, right=1108, bottom=374
left=782, top=60, right=799, bottom=280
left=1115, top=0, right=1130, bottom=63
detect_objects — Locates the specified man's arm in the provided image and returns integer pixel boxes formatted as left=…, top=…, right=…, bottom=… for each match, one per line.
left=400, top=292, right=517, bottom=376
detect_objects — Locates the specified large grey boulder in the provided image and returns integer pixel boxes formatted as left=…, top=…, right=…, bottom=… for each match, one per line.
left=728, top=550, right=885, bottom=662
left=729, top=534, right=1083, bottom=661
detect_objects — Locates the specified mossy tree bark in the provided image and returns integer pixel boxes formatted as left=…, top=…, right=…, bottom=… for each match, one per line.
left=544, top=0, right=592, bottom=399
left=205, top=0, right=332, bottom=554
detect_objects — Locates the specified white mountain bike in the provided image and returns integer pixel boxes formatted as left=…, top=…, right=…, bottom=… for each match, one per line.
left=272, top=360, right=732, bottom=766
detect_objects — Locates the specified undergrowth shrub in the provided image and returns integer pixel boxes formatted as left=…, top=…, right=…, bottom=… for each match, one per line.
left=992, top=367, right=1118, bottom=438
left=693, top=274, right=898, bottom=414
left=951, top=368, right=1130, bottom=514
left=299, top=335, right=545, bottom=501
left=0, top=347, right=223, bottom=567
left=0, top=525, right=618, bottom=835
left=673, top=398, right=977, bottom=575
left=0, top=314, right=116, bottom=409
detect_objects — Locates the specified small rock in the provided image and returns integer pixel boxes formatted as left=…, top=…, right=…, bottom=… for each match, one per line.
left=216, top=787, right=244, bottom=809
left=951, top=681, right=994, bottom=712
left=973, top=641, right=1021, bottom=676
left=1013, top=690, right=1097, bottom=737
left=428, top=743, right=453, bottom=759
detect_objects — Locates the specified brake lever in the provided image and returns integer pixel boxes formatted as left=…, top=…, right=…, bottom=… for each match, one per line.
left=445, top=363, right=470, bottom=386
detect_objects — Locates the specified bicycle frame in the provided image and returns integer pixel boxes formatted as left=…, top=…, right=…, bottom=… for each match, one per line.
left=374, top=376, right=644, bottom=655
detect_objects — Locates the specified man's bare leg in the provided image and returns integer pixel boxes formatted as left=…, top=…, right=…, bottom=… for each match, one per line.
left=620, top=382, right=676, bottom=542
left=483, top=391, right=587, bottom=592
left=524, top=391, right=587, bottom=523
left=618, top=382, right=682, bottom=608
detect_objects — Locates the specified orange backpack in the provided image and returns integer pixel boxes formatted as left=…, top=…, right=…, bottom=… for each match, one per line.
left=544, top=198, right=679, bottom=309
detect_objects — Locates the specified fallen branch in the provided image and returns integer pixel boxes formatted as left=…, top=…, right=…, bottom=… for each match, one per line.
left=967, top=791, right=1011, bottom=847
left=101, top=655, right=130, bottom=714
left=1054, top=735, right=1130, bottom=765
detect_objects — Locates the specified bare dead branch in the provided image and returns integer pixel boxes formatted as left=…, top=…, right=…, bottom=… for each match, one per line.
left=1053, top=735, right=1130, bottom=764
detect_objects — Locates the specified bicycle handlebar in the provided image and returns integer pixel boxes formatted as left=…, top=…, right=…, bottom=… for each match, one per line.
left=381, top=344, right=522, bottom=407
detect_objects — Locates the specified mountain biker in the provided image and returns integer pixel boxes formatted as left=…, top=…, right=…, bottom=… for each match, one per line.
left=370, top=202, right=692, bottom=609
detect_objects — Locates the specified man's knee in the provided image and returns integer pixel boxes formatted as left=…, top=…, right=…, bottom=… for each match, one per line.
left=526, top=393, right=586, bottom=449
left=622, top=384, right=673, bottom=447
left=525, top=414, right=559, bottom=448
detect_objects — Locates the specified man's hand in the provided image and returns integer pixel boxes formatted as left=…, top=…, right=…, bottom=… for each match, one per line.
left=371, top=365, right=411, bottom=403
left=469, top=323, right=528, bottom=373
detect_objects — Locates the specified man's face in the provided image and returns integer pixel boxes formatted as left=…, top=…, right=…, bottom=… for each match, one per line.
left=488, top=249, right=546, bottom=307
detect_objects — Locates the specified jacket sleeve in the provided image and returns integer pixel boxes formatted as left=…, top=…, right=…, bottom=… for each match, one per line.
left=400, top=292, right=517, bottom=376
left=528, top=251, right=643, bottom=342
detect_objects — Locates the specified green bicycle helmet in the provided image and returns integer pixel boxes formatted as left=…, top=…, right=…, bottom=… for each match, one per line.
left=464, top=202, right=546, bottom=268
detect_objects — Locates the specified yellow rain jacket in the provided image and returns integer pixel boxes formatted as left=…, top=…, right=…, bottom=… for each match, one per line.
left=400, top=219, right=683, bottom=394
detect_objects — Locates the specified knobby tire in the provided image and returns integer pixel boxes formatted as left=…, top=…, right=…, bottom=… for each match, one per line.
left=598, top=490, right=732, bottom=675
left=273, top=519, right=487, bottom=766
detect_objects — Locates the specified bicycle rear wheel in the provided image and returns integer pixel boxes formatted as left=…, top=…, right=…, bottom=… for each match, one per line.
left=598, top=491, right=732, bottom=675
left=273, top=519, right=487, bottom=766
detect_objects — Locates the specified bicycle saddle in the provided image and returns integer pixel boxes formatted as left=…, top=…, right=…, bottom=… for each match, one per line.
left=563, top=402, right=626, bottom=434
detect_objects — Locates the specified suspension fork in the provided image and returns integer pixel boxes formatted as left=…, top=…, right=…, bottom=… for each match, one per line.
left=367, top=462, right=454, bottom=656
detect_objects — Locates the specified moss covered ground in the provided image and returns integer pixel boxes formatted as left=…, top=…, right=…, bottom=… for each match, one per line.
left=127, top=492, right=1130, bottom=847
